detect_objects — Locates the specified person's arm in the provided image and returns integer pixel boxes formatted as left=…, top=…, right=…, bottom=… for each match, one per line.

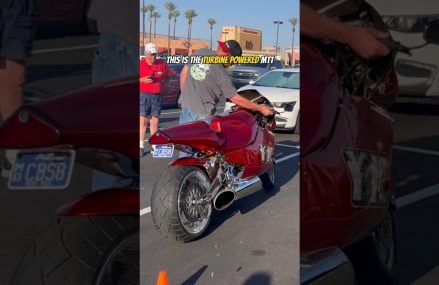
left=229, top=95, right=273, bottom=117
left=180, top=65, right=189, bottom=91
left=301, top=5, right=390, bottom=59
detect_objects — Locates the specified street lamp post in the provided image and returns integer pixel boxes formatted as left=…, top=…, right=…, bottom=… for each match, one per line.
left=273, top=20, right=283, bottom=58
left=222, top=31, right=229, bottom=41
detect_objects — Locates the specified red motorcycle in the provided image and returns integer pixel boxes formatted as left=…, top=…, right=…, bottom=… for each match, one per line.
left=149, top=90, right=278, bottom=242
left=300, top=3, right=439, bottom=285
left=0, top=79, right=140, bottom=284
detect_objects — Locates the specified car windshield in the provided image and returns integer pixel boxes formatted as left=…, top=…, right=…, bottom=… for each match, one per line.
left=236, top=63, right=269, bottom=68
left=253, top=71, right=300, bottom=89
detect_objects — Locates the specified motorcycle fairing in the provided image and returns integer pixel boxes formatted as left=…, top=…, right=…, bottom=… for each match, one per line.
left=301, top=94, right=393, bottom=253
left=57, top=188, right=139, bottom=216
left=213, top=109, right=258, bottom=153
left=225, top=127, right=275, bottom=178
left=149, top=120, right=220, bottom=152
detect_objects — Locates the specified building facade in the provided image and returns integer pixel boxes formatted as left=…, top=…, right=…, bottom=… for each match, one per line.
left=140, top=33, right=209, bottom=55
left=220, top=26, right=262, bottom=52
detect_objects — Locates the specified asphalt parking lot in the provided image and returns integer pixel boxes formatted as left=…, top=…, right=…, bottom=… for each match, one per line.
left=140, top=100, right=300, bottom=285
left=388, top=103, right=439, bottom=285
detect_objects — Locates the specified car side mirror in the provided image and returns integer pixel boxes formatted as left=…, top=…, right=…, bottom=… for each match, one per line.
left=424, top=20, right=439, bottom=44
left=249, top=80, right=255, bottom=85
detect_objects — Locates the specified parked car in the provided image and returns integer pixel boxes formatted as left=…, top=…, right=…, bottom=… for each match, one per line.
left=368, top=0, right=439, bottom=104
left=161, top=63, right=184, bottom=107
left=230, top=59, right=284, bottom=89
left=224, top=68, right=300, bottom=132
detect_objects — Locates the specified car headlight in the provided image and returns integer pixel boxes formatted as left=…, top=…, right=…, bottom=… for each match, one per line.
left=382, top=15, right=439, bottom=33
left=272, top=101, right=296, bottom=111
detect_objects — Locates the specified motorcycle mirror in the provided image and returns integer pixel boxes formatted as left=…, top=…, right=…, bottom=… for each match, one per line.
left=424, top=20, right=439, bottom=44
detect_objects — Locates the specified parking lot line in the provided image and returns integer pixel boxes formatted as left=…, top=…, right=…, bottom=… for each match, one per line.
left=393, top=145, right=439, bottom=157
left=396, top=182, right=439, bottom=209
left=275, top=152, right=300, bottom=163
left=276, top=143, right=299, bottom=149
left=140, top=151, right=299, bottom=216
left=140, top=207, right=151, bottom=216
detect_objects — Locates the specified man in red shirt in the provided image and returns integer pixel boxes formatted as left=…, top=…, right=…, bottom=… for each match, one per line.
left=140, top=43, right=172, bottom=156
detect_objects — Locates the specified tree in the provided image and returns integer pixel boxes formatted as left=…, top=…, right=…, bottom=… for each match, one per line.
left=164, top=1, right=177, bottom=55
left=141, top=2, right=148, bottom=52
left=184, top=9, right=198, bottom=54
left=172, top=10, right=180, bottom=40
left=153, top=12, right=161, bottom=39
left=145, top=4, right=155, bottom=43
left=208, top=18, right=217, bottom=50
left=288, top=17, right=298, bottom=66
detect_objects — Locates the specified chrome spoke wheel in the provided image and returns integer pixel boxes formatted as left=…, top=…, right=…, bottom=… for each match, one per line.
left=268, top=165, right=276, bottom=184
left=178, top=170, right=211, bottom=234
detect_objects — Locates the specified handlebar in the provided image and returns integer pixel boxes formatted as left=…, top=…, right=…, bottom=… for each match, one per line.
left=380, top=37, right=412, bottom=55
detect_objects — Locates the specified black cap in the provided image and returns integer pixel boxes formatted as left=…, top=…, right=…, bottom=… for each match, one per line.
left=218, top=40, right=242, bottom=56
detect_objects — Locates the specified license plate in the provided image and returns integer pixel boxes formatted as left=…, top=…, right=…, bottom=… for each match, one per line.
left=8, top=150, right=75, bottom=190
left=152, top=145, right=174, bottom=158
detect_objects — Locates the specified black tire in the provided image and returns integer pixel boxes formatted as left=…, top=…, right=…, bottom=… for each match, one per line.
left=294, top=112, right=300, bottom=134
left=151, top=166, right=212, bottom=242
left=259, top=164, right=276, bottom=190
left=10, top=216, right=139, bottom=285
left=347, top=211, right=397, bottom=285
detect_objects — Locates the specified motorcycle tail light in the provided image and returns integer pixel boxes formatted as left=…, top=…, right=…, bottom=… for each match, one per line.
left=0, top=107, right=59, bottom=148
left=210, top=119, right=221, bottom=133
left=149, top=131, right=170, bottom=144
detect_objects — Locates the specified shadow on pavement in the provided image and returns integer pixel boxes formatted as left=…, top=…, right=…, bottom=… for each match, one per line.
left=242, top=272, right=272, bottom=285
left=181, top=265, right=208, bottom=285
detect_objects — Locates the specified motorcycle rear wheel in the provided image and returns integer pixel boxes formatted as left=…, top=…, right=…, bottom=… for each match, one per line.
left=259, top=164, right=276, bottom=190
left=10, top=216, right=139, bottom=285
left=151, top=166, right=212, bottom=242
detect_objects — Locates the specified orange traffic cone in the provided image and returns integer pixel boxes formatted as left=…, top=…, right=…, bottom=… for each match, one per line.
left=156, top=271, right=168, bottom=285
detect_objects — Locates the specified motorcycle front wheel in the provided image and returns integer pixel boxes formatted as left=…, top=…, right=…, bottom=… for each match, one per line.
left=10, top=216, right=139, bottom=285
left=151, top=166, right=212, bottom=242
left=259, top=164, right=276, bottom=190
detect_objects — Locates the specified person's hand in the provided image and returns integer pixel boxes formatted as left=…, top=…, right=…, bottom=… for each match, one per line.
left=344, top=26, right=390, bottom=59
left=140, top=76, right=153, bottom=84
left=259, top=105, right=274, bottom=117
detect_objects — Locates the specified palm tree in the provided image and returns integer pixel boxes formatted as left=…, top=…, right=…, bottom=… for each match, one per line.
left=208, top=18, right=217, bottom=50
left=153, top=12, right=161, bottom=39
left=184, top=9, right=198, bottom=54
left=164, top=1, right=177, bottom=55
left=145, top=4, right=155, bottom=43
left=288, top=17, right=298, bottom=66
left=172, top=10, right=180, bottom=40
left=141, top=2, right=148, bottom=51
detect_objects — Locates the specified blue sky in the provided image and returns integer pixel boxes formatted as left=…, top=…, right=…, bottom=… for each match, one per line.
left=140, top=0, right=300, bottom=52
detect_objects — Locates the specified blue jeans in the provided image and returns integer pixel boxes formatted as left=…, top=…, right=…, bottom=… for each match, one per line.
left=179, top=108, right=211, bottom=124
left=178, top=108, right=211, bottom=157
left=92, top=32, right=138, bottom=84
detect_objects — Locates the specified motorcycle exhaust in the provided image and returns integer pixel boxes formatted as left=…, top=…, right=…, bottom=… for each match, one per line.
left=212, top=177, right=261, bottom=211
left=213, top=189, right=236, bottom=211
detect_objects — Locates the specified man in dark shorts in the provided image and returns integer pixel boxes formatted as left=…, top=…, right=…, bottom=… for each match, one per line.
left=139, top=43, right=172, bottom=156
